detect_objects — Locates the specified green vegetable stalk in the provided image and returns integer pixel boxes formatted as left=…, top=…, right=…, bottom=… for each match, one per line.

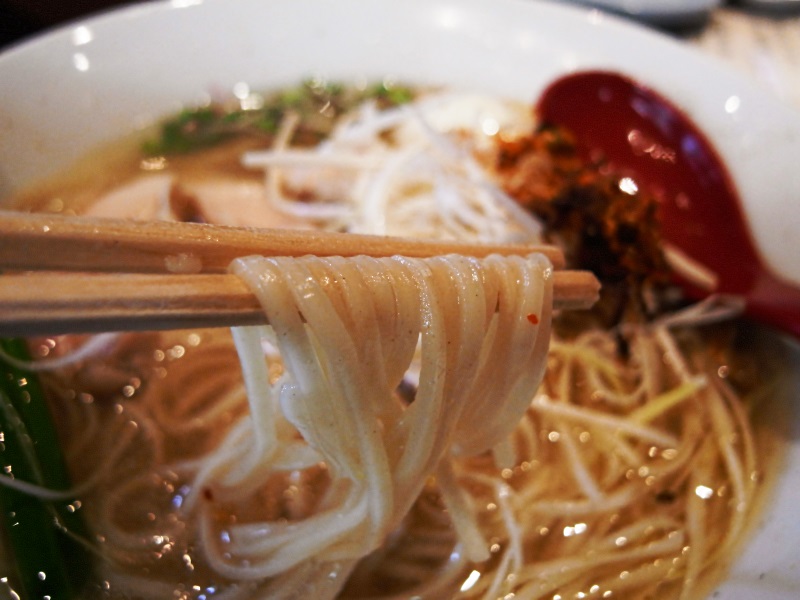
left=143, top=79, right=416, bottom=156
left=0, top=339, right=91, bottom=599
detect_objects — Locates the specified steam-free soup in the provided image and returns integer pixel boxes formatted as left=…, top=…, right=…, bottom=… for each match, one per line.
left=0, top=80, right=791, bottom=600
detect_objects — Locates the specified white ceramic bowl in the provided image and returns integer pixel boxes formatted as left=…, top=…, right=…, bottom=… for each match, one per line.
left=1, top=0, right=798, bottom=597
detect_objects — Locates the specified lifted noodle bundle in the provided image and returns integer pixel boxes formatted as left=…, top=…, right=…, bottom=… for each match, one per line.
left=175, top=253, right=553, bottom=595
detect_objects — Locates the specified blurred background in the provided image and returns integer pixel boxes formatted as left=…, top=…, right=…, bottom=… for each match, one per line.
left=1, top=0, right=799, bottom=107
left=0, top=0, right=133, bottom=48
left=2, top=0, right=799, bottom=48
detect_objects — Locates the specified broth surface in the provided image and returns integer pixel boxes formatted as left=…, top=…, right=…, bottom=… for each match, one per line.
left=0, top=82, right=793, bottom=600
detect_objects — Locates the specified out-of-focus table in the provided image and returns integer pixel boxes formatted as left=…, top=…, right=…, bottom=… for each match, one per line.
left=682, top=8, right=800, bottom=109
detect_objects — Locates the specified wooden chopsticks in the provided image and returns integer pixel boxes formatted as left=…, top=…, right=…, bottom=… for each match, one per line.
left=0, top=210, right=566, bottom=273
left=0, top=270, right=598, bottom=336
left=0, top=211, right=600, bottom=336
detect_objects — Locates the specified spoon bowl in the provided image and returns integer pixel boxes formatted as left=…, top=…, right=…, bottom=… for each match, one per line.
left=536, top=70, right=800, bottom=337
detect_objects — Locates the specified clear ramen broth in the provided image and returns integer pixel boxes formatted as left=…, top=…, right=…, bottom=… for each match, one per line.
left=0, top=80, right=793, bottom=600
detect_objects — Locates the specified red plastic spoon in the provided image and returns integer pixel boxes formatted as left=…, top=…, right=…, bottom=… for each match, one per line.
left=536, top=70, right=800, bottom=338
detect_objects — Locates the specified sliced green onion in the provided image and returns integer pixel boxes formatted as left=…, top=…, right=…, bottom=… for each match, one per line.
left=0, top=338, right=92, bottom=598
